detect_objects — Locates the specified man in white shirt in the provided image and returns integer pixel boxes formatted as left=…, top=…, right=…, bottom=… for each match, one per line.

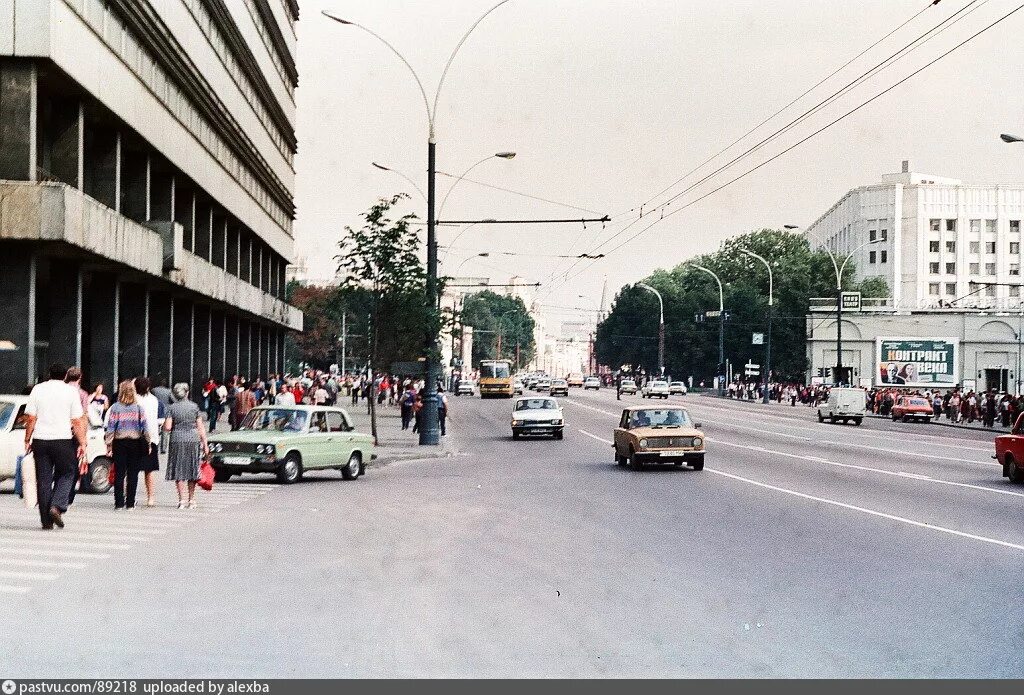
left=275, top=388, right=296, bottom=407
left=24, top=363, right=87, bottom=530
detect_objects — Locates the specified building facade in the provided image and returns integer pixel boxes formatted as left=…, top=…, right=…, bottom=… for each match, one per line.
left=0, top=0, right=301, bottom=394
left=806, top=161, right=1024, bottom=311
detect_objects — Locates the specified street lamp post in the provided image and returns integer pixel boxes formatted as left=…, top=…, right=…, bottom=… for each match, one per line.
left=637, top=283, right=665, bottom=377
left=1001, top=133, right=1024, bottom=392
left=739, top=248, right=773, bottom=403
left=693, top=265, right=724, bottom=395
left=578, top=294, right=599, bottom=375
left=324, top=2, right=510, bottom=446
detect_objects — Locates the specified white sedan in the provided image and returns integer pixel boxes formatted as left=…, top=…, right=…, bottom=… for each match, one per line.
left=642, top=380, right=670, bottom=399
left=511, top=396, right=564, bottom=440
left=455, top=380, right=475, bottom=396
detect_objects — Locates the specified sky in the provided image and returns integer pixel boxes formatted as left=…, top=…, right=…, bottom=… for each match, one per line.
left=293, top=0, right=1024, bottom=332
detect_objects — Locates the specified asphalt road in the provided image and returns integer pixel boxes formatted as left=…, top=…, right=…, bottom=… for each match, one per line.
left=1, top=390, right=1021, bottom=677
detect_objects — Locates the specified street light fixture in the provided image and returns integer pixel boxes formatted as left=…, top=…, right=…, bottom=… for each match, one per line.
left=1000, top=133, right=1024, bottom=392
left=1001, top=133, right=1024, bottom=143
left=637, top=283, right=665, bottom=377
left=324, top=2, right=510, bottom=446
left=692, top=265, right=725, bottom=395
left=739, top=248, right=773, bottom=403
left=371, top=162, right=426, bottom=200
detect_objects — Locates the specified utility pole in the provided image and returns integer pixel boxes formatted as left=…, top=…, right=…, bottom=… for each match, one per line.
left=693, top=265, right=724, bottom=396
left=341, top=312, right=347, bottom=375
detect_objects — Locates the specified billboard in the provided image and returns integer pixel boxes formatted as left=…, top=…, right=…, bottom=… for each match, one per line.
left=875, top=337, right=959, bottom=387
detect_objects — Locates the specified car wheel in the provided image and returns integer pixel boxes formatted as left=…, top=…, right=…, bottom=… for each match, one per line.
left=817, top=411, right=824, bottom=423
left=83, top=456, right=112, bottom=494
left=853, top=418, right=862, bottom=426
left=830, top=416, right=836, bottom=424
left=341, top=451, right=361, bottom=480
left=512, top=431, right=520, bottom=440
left=553, top=431, right=563, bottom=440
left=213, top=468, right=234, bottom=483
left=276, top=453, right=302, bottom=484
left=690, top=456, right=705, bottom=471
left=902, top=415, right=910, bottom=423
left=923, top=417, right=931, bottom=424
left=628, top=448, right=644, bottom=471
left=1008, top=455, right=1024, bottom=483
left=616, top=451, right=626, bottom=467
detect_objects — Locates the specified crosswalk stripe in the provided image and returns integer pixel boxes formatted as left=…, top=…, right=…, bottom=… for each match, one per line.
left=0, top=557, right=87, bottom=570
left=0, top=547, right=111, bottom=559
left=0, top=517, right=179, bottom=532
left=0, top=585, right=31, bottom=594
left=0, top=538, right=130, bottom=550
left=0, top=569, right=58, bottom=581
left=60, top=511, right=208, bottom=522
left=3, top=529, right=150, bottom=543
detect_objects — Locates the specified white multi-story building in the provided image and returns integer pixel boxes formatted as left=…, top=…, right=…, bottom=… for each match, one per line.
left=806, top=161, right=1024, bottom=311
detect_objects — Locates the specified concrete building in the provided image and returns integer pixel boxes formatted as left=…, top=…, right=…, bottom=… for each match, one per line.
left=806, top=161, right=1024, bottom=311
left=0, top=0, right=301, bottom=394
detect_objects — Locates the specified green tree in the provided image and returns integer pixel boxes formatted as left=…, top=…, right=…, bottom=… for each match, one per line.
left=460, top=290, right=536, bottom=370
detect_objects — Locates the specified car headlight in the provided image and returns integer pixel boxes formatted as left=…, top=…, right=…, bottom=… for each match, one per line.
left=552, top=419, right=562, bottom=425
left=639, top=438, right=648, bottom=448
left=692, top=437, right=703, bottom=448
left=257, top=444, right=268, bottom=454
left=512, top=420, right=523, bottom=426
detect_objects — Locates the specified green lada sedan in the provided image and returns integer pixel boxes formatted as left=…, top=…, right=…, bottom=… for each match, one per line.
left=208, top=405, right=375, bottom=484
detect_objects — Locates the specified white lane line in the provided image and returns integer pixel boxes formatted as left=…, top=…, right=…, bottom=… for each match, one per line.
left=0, top=569, right=58, bottom=581
left=0, top=547, right=111, bottom=559
left=0, top=538, right=130, bottom=550
left=0, top=557, right=87, bottom=570
left=713, top=439, right=1024, bottom=500
left=2, top=529, right=151, bottom=543
left=578, top=429, right=613, bottom=444
left=706, top=468, right=1024, bottom=552
left=0, top=585, right=31, bottom=594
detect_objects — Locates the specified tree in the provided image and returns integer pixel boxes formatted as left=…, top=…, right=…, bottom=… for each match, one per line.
left=596, top=229, right=889, bottom=383
left=459, top=290, right=536, bottom=370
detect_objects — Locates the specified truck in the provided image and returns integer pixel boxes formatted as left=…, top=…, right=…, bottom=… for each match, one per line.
left=816, top=387, right=866, bottom=425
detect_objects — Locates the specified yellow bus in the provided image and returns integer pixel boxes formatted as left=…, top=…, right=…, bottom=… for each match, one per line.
left=478, top=359, right=514, bottom=398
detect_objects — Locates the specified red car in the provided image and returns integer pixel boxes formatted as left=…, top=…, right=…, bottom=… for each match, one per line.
left=994, top=414, right=1024, bottom=483
left=891, top=396, right=933, bottom=423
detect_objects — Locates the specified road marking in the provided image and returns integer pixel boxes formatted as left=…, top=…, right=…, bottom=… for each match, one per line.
left=0, top=547, right=111, bottom=559
left=0, top=585, right=31, bottom=594
left=0, top=569, right=58, bottom=581
left=713, top=439, right=1024, bottom=500
left=578, top=429, right=613, bottom=444
left=706, top=468, right=1024, bottom=552
left=2, top=529, right=150, bottom=543
left=0, top=538, right=130, bottom=550
left=0, top=558, right=87, bottom=570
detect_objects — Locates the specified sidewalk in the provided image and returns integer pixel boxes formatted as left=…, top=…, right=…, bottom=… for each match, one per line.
left=344, top=401, right=457, bottom=466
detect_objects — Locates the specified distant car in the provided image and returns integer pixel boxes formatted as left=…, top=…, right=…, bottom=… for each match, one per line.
left=0, top=395, right=112, bottom=494
left=567, top=374, right=584, bottom=388
left=642, top=380, right=670, bottom=399
left=817, top=387, right=866, bottom=425
left=511, top=396, right=564, bottom=440
left=550, top=378, right=569, bottom=396
left=208, top=405, right=375, bottom=484
left=891, top=395, right=932, bottom=424
left=535, top=378, right=552, bottom=392
left=584, top=377, right=601, bottom=390
left=994, top=413, right=1024, bottom=483
left=513, top=379, right=524, bottom=395
left=455, top=380, right=475, bottom=396
left=669, top=381, right=687, bottom=395
left=613, top=406, right=705, bottom=471
left=618, top=379, right=637, bottom=395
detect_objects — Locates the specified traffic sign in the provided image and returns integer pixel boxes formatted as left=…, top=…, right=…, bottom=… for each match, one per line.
left=841, top=291, right=862, bottom=310
left=744, top=360, right=760, bottom=377
left=705, top=310, right=721, bottom=318
left=752, top=332, right=764, bottom=345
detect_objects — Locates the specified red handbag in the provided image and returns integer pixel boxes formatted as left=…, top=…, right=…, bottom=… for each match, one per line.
left=107, top=463, right=116, bottom=486
left=198, top=460, right=215, bottom=491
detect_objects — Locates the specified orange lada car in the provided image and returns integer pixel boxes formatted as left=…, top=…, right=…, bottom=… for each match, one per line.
left=891, top=395, right=934, bottom=423
left=613, top=406, right=705, bottom=471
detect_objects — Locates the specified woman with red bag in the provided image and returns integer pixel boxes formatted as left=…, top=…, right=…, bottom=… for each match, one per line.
left=163, top=383, right=210, bottom=509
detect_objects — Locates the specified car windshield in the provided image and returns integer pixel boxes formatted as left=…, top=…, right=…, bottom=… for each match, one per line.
left=240, top=408, right=309, bottom=432
left=515, top=399, right=557, bottom=411
left=481, top=363, right=511, bottom=378
left=629, top=409, right=692, bottom=428
left=0, top=401, right=16, bottom=429
left=909, top=398, right=929, bottom=406
left=622, top=380, right=635, bottom=385
left=553, top=380, right=567, bottom=385
left=651, top=382, right=667, bottom=387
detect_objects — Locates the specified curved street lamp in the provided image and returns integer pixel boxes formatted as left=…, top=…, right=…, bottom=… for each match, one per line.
left=637, top=283, right=665, bottom=377
left=324, top=1, right=511, bottom=446
left=739, top=248, right=773, bottom=403
left=693, top=265, right=725, bottom=395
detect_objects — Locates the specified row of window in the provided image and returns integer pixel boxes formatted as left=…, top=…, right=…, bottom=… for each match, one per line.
left=72, top=0, right=293, bottom=233
left=240, top=0, right=296, bottom=95
left=929, top=261, right=1022, bottom=276
left=928, top=283, right=1020, bottom=297
left=929, top=219, right=1023, bottom=234
left=928, top=240, right=1022, bottom=254
left=868, top=250, right=887, bottom=264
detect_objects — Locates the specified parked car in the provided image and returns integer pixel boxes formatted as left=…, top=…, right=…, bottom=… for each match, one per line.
left=584, top=376, right=601, bottom=390
left=994, top=413, right=1024, bottom=483
left=567, top=374, right=584, bottom=388
left=550, top=378, right=569, bottom=396
left=668, top=381, right=687, bottom=395
left=208, top=405, right=375, bottom=484
left=618, top=379, right=637, bottom=396
left=455, top=380, right=475, bottom=396
left=0, top=395, right=112, bottom=494
left=891, top=395, right=932, bottom=423
left=613, top=406, right=705, bottom=471
left=511, top=396, right=564, bottom=440
left=817, top=387, right=866, bottom=425
left=641, top=380, right=670, bottom=399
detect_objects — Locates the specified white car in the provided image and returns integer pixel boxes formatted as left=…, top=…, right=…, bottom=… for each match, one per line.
left=584, top=377, right=601, bottom=390
left=513, top=379, right=524, bottom=395
left=550, top=379, right=569, bottom=396
left=511, top=396, right=564, bottom=440
left=455, top=380, right=475, bottom=396
left=669, top=381, right=687, bottom=395
left=535, top=378, right=552, bottom=392
left=0, top=395, right=112, bottom=494
left=642, top=380, right=670, bottom=399
left=618, top=379, right=637, bottom=395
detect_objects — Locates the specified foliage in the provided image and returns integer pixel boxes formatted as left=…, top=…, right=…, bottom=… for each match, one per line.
left=460, top=290, right=536, bottom=370
left=595, top=228, right=889, bottom=382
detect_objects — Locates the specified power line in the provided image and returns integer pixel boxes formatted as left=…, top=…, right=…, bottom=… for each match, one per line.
left=434, top=171, right=603, bottom=215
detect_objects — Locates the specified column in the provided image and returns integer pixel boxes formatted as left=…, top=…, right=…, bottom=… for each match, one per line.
left=118, top=282, right=148, bottom=380
left=172, top=298, right=193, bottom=389
left=210, top=309, right=225, bottom=380
left=0, top=59, right=37, bottom=180
left=44, top=259, right=83, bottom=369
left=147, top=291, right=172, bottom=384
left=0, top=246, right=36, bottom=392
left=225, top=314, right=238, bottom=378
left=85, top=272, right=118, bottom=393
left=243, top=320, right=253, bottom=378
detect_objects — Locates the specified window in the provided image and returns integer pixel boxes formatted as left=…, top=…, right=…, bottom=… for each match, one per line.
left=970, top=241, right=980, bottom=254
left=1012, top=264, right=1021, bottom=276
left=945, top=241, right=956, bottom=253
left=970, top=263, right=980, bottom=275
left=308, top=412, right=328, bottom=433
left=880, top=228, right=888, bottom=241
left=986, top=262, right=997, bottom=275
left=880, top=250, right=887, bottom=263
left=986, top=242, right=997, bottom=254
left=869, top=251, right=876, bottom=264
left=986, top=219, right=998, bottom=234
left=930, top=219, right=941, bottom=232
left=1012, top=286, right=1020, bottom=298
left=929, top=240, right=940, bottom=253
left=326, top=412, right=348, bottom=432
left=929, top=262, right=940, bottom=274
left=946, top=283, right=957, bottom=295
left=986, top=285, right=996, bottom=297
left=970, top=219, right=981, bottom=234
left=1012, top=220, right=1021, bottom=234
left=945, top=262, right=956, bottom=274
left=869, top=229, right=877, bottom=242
left=1012, top=242, right=1020, bottom=255
left=929, top=283, right=940, bottom=296
left=946, top=219, right=957, bottom=232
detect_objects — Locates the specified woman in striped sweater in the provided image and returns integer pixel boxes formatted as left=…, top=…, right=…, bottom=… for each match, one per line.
left=104, top=380, right=151, bottom=510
